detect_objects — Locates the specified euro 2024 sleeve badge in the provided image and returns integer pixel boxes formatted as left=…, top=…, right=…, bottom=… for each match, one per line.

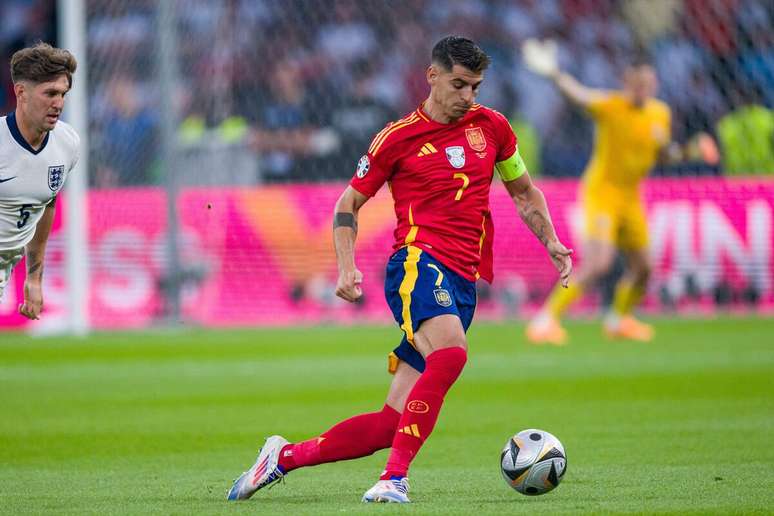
left=356, top=155, right=370, bottom=178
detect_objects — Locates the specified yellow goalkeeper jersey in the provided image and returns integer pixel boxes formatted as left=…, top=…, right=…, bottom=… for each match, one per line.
left=583, top=93, right=671, bottom=194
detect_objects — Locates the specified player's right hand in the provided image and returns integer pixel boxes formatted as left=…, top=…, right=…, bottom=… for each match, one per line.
left=336, top=268, right=363, bottom=303
left=546, top=240, right=573, bottom=288
left=521, top=38, right=559, bottom=78
left=19, top=280, right=43, bottom=320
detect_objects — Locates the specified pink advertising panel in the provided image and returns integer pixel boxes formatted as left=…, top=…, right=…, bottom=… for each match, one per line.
left=1, top=178, right=773, bottom=330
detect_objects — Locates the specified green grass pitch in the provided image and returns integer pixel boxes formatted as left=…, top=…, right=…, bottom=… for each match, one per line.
left=1, top=317, right=772, bottom=514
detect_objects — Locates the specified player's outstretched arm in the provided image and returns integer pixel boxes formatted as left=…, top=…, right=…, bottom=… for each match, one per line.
left=550, top=71, right=607, bottom=109
left=19, top=198, right=57, bottom=319
left=333, top=186, right=369, bottom=302
left=521, top=38, right=605, bottom=109
left=504, top=173, right=573, bottom=287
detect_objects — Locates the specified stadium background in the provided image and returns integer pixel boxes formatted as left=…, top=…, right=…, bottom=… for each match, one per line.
left=1, top=0, right=773, bottom=332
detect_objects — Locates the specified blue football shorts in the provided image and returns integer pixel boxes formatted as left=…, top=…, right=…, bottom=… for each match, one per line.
left=384, top=245, right=477, bottom=373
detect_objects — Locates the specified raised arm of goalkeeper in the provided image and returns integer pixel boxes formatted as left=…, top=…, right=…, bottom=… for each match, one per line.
left=520, top=38, right=607, bottom=109
left=520, top=38, right=720, bottom=166
left=549, top=71, right=608, bottom=109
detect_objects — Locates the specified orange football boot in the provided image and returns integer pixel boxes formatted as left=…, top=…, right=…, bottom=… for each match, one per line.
left=526, top=316, right=568, bottom=346
left=604, top=315, right=654, bottom=342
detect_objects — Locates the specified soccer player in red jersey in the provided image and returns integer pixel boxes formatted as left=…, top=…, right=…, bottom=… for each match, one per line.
left=227, top=36, right=573, bottom=503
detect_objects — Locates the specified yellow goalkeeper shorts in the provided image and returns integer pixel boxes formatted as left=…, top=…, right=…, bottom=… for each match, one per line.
left=581, top=188, right=648, bottom=251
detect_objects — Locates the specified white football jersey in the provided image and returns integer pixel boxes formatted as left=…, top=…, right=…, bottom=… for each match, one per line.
left=0, top=113, right=80, bottom=261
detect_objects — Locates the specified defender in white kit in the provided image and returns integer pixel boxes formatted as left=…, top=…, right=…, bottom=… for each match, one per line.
left=0, top=43, right=79, bottom=319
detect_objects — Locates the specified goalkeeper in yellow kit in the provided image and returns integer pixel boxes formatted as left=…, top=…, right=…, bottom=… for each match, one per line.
left=522, top=40, right=672, bottom=344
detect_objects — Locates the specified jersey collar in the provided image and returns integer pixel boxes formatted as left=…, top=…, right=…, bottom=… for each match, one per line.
left=6, top=112, right=50, bottom=155
left=417, top=103, right=474, bottom=126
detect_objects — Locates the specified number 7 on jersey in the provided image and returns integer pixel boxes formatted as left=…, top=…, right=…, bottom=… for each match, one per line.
left=453, top=173, right=469, bottom=201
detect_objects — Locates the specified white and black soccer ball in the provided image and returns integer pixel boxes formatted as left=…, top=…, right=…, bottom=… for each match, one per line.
left=500, top=429, right=567, bottom=495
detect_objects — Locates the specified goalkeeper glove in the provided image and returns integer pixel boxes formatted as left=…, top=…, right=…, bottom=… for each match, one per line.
left=521, top=38, right=559, bottom=78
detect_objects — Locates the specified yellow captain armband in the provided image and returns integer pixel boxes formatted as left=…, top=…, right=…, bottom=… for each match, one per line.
left=495, top=149, right=527, bottom=182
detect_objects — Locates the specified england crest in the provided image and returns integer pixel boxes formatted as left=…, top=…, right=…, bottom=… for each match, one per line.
left=445, top=146, right=465, bottom=169
left=48, top=165, right=64, bottom=192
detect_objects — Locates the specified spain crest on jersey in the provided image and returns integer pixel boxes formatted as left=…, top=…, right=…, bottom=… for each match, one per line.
left=48, top=165, right=64, bottom=192
left=445, top=146, right=465, bottom=169
left=465, top=127, right=486, bottom=152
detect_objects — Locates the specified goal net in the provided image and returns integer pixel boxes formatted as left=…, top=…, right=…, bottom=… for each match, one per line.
left=2, top=0, right=772, bottom=332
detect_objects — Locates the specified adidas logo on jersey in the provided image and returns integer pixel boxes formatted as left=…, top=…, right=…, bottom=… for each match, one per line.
left=417, top=143, right=438, bottom=157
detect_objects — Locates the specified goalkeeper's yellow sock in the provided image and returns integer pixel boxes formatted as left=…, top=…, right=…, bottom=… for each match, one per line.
left=611, top=281, right=646, bottom=316
left=546, top=283, right=582, bottom=318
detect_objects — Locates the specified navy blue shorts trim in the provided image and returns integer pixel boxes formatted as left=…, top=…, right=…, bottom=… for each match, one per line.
left=384, top=245, right=477, bottom=373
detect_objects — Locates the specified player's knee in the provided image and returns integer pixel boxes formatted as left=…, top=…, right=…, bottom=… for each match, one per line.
left=583, top=265, right=605, bottom=284
left=638, top=263, right=652, bottom=284
left=599, top=254, right=617, bottom=273
left=445, top=331, right=468, bottom=350
left=589, top=256, right=615, bottom=281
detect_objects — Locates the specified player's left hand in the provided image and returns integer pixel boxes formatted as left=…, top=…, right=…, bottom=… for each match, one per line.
left=336, top=267, right=363, bottom=303
left=19, top=280, right=43, bottom=320
left=547, top=240, right=573, bottom=288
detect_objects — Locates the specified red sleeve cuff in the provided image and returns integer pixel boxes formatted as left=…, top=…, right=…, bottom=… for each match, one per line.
left=349, top=180, right=377, bottom=198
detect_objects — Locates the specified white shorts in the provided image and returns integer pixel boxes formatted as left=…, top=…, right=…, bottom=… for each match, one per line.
left=0, top=250, right=23, bottom=300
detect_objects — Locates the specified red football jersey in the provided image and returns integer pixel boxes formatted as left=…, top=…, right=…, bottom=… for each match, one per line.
left=350, top=103, right=517, bottom=282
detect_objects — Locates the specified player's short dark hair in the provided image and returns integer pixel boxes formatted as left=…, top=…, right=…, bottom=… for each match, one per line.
left=10, top=42, right=77, bottom=88
left=431, top=36, right=490, bottom=74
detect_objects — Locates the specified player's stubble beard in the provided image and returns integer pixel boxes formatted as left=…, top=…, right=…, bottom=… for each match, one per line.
left=39, top=95, right=62, bottom=132
left=20, top=97, right=58, bottom=137
left=25, top=106, right=57, bottom=139
left=448, top=86, right=474, bottom=122
left=440, top=92, right=472, bottom=123
left=451, top=103, right=470, bottom=120
left=43, top=109, right=61, bottom=130
left=425, top=86, right=472, bottom=123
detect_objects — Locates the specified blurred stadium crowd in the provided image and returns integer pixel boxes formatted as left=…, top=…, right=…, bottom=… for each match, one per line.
left=2, top=0, right=774, bottom=186
left=0, top=1, right=56, bottom=110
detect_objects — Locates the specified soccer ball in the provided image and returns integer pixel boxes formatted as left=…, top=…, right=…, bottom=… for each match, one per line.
left=500, top=429, right=567, bottom=495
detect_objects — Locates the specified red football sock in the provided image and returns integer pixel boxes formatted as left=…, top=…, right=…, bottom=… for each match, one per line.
left=381, top=346, right=467, bottom=480
left=278, top=404, right=400, bottom=473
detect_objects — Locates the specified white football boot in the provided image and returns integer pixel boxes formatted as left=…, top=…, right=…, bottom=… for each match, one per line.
left=226, top=435, right=289, bottom=501
left=362, top=476, right=411, bottom=503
